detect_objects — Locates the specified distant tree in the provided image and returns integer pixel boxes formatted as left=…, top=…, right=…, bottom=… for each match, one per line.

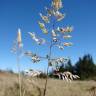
left=65, top=59, right=74, bottom=73
left=6, top=68, right=14, bottom=74
left=75, top=54, right=96, bottom=80
left=0, top=69, right=2, bottom=72
left=59, top=64, right=65, bottom=72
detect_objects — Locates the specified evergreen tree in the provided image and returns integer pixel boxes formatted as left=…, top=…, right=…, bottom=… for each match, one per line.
left=75, top=54, right=96, bottom=80
left=65, top=59, right=74, bottom=73
left=59, top=63, right=65, bottom=72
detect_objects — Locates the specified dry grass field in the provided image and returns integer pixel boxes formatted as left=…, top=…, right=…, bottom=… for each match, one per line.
left=0, top=71, right=96, bottom=96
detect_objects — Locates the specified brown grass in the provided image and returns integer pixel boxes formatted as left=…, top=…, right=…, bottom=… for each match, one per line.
left=0, top=71, right=96, bottom=96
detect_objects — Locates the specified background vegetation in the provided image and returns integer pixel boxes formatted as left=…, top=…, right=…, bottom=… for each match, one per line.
left=49, top=54, right=96, bottom=80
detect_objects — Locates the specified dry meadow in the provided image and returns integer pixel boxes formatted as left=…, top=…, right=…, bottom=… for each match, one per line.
left=0, top=72, right=96, bottom=96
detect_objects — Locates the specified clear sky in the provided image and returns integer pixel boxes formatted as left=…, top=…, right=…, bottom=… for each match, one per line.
left=0, top=0, right=96, bottom=72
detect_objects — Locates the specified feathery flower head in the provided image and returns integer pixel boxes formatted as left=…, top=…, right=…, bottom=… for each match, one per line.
left=63, top=35, right=72, bottom=39
left=17, top=28, right=23, bottom=48
left=52, top=29, right=57, bottom=37
left=64, top=42, right=73, bottom=46
left=45, top=7, right=54, bottom=16
left=38, top=21, right=48, bottom=34
left=57, top=26, right=73, bottom=33
left=28, top=32, right=46, bottom=45
left=24, top=51, right=33, bottom=56
left=38, top=21, right=45, bottom=29
left=39, top=13, right=50, bottom=23
left=66, top=26, right=74, bottom=32
left=52, top=0, right=63, bottom=10
left=55, top=44, right=64, bottom=50
left=54, top=11, right=65, bottom=21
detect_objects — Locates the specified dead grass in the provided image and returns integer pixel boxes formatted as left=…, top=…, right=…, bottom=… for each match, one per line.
left=0, top=72, right=96, bottom=96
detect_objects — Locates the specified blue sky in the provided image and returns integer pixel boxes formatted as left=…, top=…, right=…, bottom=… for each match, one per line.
left=0, top=0, right=96, bottom=72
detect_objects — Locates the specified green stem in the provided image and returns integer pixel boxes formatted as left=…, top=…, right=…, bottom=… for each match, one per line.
left=43, top=65, right=49, bottom=96
left=43, top=42, right=52, bottom=96
left=17, top=52, right=22, bottom=96
left=43, top=19, right=56, bottom=96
